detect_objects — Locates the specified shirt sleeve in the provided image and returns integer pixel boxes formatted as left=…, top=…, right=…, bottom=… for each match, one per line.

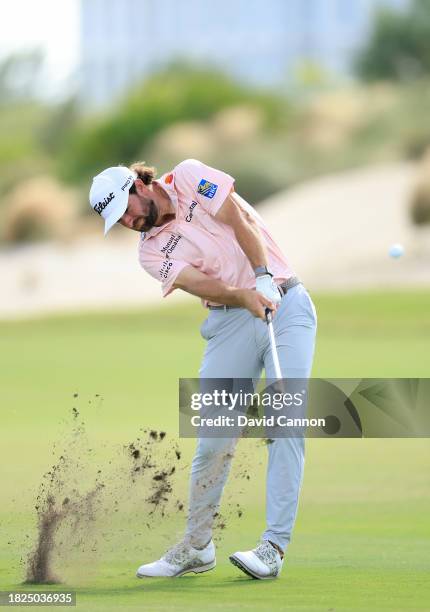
left=139, top=246, right=191, bottom=297
left=174, top=158, right=235, bottom=216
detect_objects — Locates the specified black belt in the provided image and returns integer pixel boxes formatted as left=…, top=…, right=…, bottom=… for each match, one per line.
left=208, top=276, right=301, bottom=310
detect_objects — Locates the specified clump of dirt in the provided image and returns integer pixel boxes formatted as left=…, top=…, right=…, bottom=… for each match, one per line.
left=147, top=471, right=173, bottom=515
left=25, top=408, right=105, bottom=584
left=25, top=400, right=262, bottom=582
left=124, top=433, right=256, bottom=547
left=26, top=484, right=104, bottom=584
left=124, top=430, right=183, bottom=518
left=25, top=419, right=186, bottom=585
left=212, top=511, right=227, bottom=531
left=26, top=495, right=62, bottom=583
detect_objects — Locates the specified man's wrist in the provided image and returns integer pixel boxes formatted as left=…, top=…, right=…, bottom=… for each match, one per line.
left=231, top=288, right=247, bottom=307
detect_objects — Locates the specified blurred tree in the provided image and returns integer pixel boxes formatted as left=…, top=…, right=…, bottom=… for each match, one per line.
left=2, top=176, right=77, bottom=243
left=409, top=148, right=430, bottom=226
left=0, top=51, right=54, bottom=197
left=356, top=0, right=430, bottom=81
left=39, top=98, right=80, bottom=155
left=58, top=64, right=287, bottom=184
left=0, top=49, right=44, bottom=104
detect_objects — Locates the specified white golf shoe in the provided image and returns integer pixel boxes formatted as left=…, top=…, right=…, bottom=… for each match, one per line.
left=136, top=540, right=216, bottom=578
left=229, top=539, right=283, bottom=579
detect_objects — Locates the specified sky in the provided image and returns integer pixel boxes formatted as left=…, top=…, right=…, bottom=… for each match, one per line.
left=0, top=0, right=80, bottom=96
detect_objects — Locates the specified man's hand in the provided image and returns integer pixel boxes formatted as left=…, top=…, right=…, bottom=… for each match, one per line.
left=255, top=274, right=282, bottom=306
left=237, top=289, right=276, bottom=320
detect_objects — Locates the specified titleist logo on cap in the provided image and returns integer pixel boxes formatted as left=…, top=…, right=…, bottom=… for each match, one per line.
left=94, top=192, right=115, bottom=215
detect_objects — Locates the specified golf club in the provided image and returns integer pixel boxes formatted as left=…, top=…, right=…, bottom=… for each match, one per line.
left=265, top=307, right=282, bottom=380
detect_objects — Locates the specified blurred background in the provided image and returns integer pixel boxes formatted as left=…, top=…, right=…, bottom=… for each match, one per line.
left=1, top=0, right=429, bottom=316
left=1, top=2, right=430, bottom=606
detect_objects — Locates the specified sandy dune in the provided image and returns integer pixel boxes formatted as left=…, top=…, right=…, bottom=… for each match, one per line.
left=262, top=162, right=429, bottom=290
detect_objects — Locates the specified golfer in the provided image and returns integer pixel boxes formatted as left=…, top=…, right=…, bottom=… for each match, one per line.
left=89, top=159, right=317, bottom=579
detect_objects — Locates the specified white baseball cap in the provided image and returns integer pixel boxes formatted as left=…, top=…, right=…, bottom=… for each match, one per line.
left=89, top=166, right=137, bottom=235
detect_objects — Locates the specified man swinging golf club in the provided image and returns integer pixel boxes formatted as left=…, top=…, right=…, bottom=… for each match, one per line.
left=89, top=159, right=317, bottom=579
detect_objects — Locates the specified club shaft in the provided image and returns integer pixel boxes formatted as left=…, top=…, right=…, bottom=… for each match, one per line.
left=267, top=318, right=282, bottom=380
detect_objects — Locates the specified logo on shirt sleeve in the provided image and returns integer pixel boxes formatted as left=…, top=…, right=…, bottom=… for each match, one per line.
left=197, top=179, right=218, bottom=199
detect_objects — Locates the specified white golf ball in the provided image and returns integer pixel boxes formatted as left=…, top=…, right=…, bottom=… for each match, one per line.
left=389, top=243, right=404, bottom=258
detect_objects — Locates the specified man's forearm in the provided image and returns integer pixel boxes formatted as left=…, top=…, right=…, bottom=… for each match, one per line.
left=173, top=265, right=276, bottom=318
left=174, top=268, right=245, bottom=305
left=233, top=216, right=268, bottom=270
left=215, top=192, right=268, bottom=270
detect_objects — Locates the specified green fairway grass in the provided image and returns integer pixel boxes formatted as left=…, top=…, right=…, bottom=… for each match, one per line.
left=0, top=291, right=429, bottom=611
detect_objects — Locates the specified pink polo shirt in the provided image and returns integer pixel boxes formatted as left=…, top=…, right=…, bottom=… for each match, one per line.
left=138, top=159, right=294, bottom=305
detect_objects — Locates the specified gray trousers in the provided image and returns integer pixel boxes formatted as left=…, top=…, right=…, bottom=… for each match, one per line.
left=185, top=283, right=317, bottom=552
